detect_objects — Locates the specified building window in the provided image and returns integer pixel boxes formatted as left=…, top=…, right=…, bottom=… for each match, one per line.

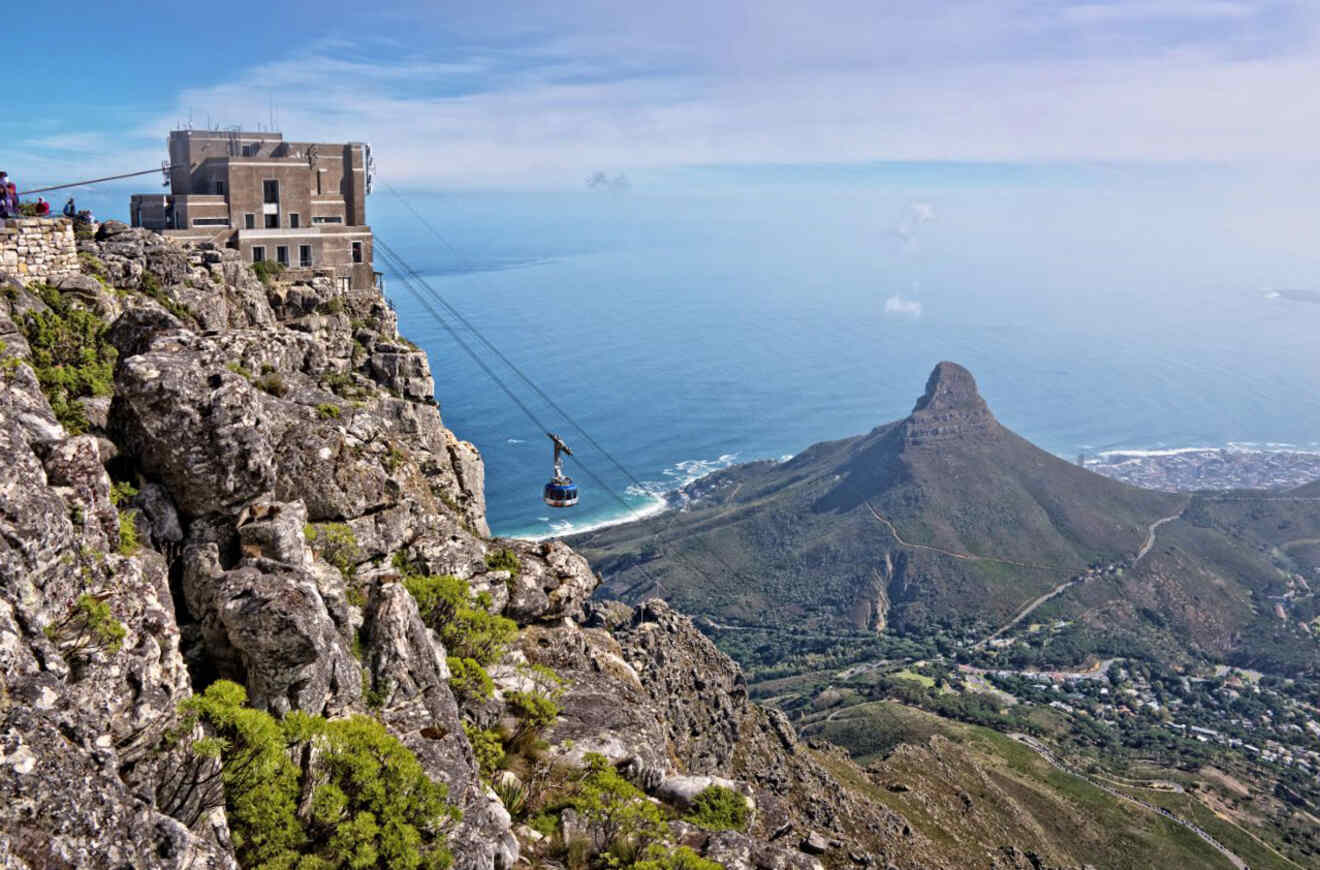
left=263, top=180, right=279, bottom=204
left=316, top=171, right=323, bottom=195
left=289, top=213, right=300, bottom=229
left=252, top=246, right=265, bottom=263
left=352, top=241, right=363, bottom=264
left=299, top=245, right=313, bottom=267
left=338, top=277, right=350, bottom=293
left=214, top=180, right=226, bottom=196
left=192, top=217, right=229, bottom=226
left=244, top=213, right=255, bottom=229
left=265, top=213, right=279, bottom=229
left=312, top=215, right=343, bottom=224
left=276, top=246, right=289, bottom=266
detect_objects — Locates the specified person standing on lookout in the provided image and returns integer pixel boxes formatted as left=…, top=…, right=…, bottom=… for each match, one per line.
left=0, top=172, right=11, bottom=218
left=63, top=196, right=76, bottom=218
left=35, top=197, right=49, bottom=216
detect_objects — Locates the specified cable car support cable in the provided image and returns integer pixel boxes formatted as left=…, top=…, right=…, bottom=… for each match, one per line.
left=375, top=213, right=769, bottom=597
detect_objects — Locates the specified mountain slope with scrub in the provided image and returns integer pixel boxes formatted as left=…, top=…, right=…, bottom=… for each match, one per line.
left=571, top=363, right=1320, bottom=675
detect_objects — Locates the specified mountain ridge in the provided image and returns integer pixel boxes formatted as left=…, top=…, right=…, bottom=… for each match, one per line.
left=574, top=361, right=1184, bottom=635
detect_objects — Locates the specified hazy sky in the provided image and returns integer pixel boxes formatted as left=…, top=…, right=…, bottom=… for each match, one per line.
left=9, top=1, right=1320, bottom=186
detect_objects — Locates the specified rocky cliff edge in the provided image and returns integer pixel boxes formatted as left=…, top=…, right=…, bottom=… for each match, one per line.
left=0, top=223, right=937, bottom=869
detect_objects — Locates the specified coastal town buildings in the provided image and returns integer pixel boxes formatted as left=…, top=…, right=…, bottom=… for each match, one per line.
left=129, top=129, right=376, bottom=290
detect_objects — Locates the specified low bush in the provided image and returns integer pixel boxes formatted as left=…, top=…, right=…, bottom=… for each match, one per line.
left=683, top=785, right=749, bottom=832
left=256, top=372, right=288, bottom=397
left=485, top=547, right=521, bottom=577
left=180, top=680, right=458, bottom=869
left=252, top=260, right=285, bottom=285
left=317, top=402, right=342, bottom=420
left=117, top=510, right=140, bottom=555
left=43, top=593, right=126, bottom=657
left=21, top=284, right=115, bottom=434
left=566, top=753, right=667, bottom=861
left=447, top=656, right=494, bottom=706
left=306, top=522, right=361, bottom=581
left=463, top=723, right=505, bottom=781
left=633, top=846, right=724, bottom=870
left=404, top=573, right=517, bottom=667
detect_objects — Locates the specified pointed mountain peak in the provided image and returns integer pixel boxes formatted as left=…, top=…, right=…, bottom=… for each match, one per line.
left=903, top=361, right=998, bottom=445
left=912, top=361, right=988, bottom=414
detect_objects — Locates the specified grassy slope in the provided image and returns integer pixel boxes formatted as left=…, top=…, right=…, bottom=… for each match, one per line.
left=806, top=702, right=1245, bottom=870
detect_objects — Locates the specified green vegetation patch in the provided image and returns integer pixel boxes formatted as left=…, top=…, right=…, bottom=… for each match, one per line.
left=404, top=573, right=516, bottom=667
left=484, top=547, right=521, bottom=577
left=252, top=260, right=285, bottom=286
left=306, top=522, right=362, bottom=581
left=683, top=785, right=750, bottom=832
left=179, top=680, right=458, bottom=869
left=44, top=593, right=126, bottom=657
left=21, top=283, right=116, bottom=434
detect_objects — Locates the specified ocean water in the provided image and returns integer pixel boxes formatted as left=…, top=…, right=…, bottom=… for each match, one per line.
left=360, top=164, right=1320, bottom=538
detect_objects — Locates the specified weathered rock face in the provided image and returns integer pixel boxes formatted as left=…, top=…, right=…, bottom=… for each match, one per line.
left=0, top=275, right=234, bottom=867
left=1, top=228, right=939, bottom=870
left=903, top=360, right=1000, bottom=445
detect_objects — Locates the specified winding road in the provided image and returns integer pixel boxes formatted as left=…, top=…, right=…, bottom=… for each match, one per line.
left=972, top=504, right=1190, bottom=649
left=1009, top=734, right=1248, bottom=870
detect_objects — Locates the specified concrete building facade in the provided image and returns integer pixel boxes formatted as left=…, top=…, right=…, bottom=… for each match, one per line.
left=130, top=130, right=376, bottom=290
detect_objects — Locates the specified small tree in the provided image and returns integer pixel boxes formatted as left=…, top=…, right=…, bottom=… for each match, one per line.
left=569, top=753, right=667, bottom=859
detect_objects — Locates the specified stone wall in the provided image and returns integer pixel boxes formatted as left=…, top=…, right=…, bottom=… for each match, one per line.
left=0, top=218, right=79, bottom=285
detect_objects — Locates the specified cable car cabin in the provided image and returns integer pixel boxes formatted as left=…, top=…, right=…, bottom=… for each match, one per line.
left=543, top=433, right=578, bottom=507
left=544, top=479, right=579, bottom=508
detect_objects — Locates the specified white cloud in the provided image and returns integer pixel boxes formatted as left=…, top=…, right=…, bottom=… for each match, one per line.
left=100, top=1, right=1320, bottom=186
left=884, top=295, right=923, bottom=317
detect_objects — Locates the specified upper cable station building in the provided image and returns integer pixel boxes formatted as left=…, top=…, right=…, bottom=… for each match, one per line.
left=130, top=129, right=376, bottom=291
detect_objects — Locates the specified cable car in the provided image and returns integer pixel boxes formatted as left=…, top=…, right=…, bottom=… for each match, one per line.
left=544, top=432, right=578, bottom=507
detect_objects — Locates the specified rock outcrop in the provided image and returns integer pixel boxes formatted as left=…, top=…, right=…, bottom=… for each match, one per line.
left=902, top=360, right=1000, bottom=445
left=0, top=226, right=938, bottom=869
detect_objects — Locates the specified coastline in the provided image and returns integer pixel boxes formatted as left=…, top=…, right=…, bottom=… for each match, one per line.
left=499, top=441, right=1320, bottom=540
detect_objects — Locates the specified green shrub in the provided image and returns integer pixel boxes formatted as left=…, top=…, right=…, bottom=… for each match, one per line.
left=484, top=548, right=520, bottom=577
left=506, top=689, right=561, bottom=732
left=325, top=371, right=371, bottom=401
left=0, top=340, right=22, bottom=377
left=117, top=510, right=140, bottom=555
left=317, top=402, right=341, bottom=420
left=306, top=522, right=361, bottom=581
left=181, top=680, right=457, bottom=869
left=322, top=296, right=345, bottom=315
left=44, top=593, right=126, bottom=657
left=463, top=723, right=505, bottom=781
left=252, top=260, right=286, bottom=285
left=633, top=845, right=724, bottom=870
left=226, top=361, right=253, bottom=380
left=447, top=656, right=494, bottom=706
left=682, top=785, right=749, bottom=832
left=256, top=372, right=288, bottom=397
left=567, top=753, right=667, bottom=859
left=109, top=480, right=138, bottom=507
left=21, top=284, right=115, bottom=434
left=404, top=574, right=516, bottom=667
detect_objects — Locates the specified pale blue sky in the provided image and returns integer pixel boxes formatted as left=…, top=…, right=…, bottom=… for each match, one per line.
left=7, top=1, right=1320, bottom=190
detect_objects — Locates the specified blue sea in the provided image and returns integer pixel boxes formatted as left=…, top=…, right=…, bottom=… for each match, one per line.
left=99, top=164, right=1320, bottom=538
